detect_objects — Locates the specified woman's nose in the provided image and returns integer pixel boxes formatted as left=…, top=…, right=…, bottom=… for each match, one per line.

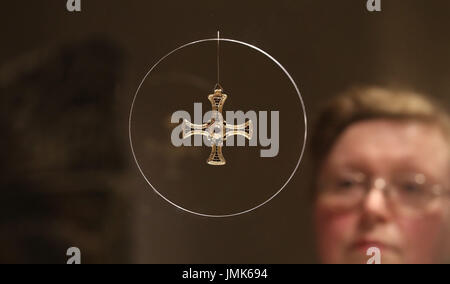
left=362, top=178, right=391, bottom=221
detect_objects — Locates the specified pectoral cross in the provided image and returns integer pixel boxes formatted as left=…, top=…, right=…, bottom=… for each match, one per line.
left=182, top=87, right=253, bottom=165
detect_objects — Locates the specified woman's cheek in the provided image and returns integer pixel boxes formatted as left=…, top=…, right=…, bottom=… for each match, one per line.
left=396, top=208, right=445, bottom=263
left=315, top=202, right=360, bottom=263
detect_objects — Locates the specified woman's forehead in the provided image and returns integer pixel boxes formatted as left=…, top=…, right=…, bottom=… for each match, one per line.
left=323, top=119, right=449, bottom=177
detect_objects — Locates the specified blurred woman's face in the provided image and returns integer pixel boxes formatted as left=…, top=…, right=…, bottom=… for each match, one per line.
left=314, top=119, right=450, bottom=264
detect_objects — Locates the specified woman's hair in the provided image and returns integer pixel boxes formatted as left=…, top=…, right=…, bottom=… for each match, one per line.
left=311, top=86, right=450, bottom=188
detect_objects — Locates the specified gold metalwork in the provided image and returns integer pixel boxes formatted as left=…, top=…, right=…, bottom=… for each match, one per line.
left=182, top=88, right=253, bottom=166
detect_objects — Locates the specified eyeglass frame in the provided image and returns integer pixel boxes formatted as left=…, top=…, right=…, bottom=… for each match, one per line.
left=317, top=170, right=450, bottom=214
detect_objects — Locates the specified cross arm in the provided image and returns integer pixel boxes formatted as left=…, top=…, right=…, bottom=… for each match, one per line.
left=225, top=120, right=253, bottom=140
left=182, top=119, right=213, bottom=139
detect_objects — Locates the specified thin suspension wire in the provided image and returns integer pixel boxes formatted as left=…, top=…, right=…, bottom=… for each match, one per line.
left=215, top=31, right=222, bottom=91
left=217, top=31, right=220, bottom=85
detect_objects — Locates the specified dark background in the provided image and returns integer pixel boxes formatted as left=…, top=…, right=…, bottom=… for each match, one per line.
left=1, top=0, right=449, bottom=263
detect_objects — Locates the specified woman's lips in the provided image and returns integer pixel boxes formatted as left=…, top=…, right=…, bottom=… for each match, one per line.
left=349, top=239, right=399, bottom=253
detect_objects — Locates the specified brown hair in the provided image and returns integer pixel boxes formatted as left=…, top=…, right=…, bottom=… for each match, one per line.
left=311, top=86, right=450, bottom=187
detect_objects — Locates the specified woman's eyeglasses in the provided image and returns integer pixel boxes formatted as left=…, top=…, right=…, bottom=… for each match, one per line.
left=318, top=171, right=449, bottom=215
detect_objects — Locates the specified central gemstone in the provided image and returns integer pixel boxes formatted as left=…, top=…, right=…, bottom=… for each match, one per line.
left=207, top=123, right=224, bottom=145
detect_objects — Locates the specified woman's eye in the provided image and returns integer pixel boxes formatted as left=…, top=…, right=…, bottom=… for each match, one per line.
left=399, top=182, right=423, bottom=194
left=336, top=179, right=357, bottom=190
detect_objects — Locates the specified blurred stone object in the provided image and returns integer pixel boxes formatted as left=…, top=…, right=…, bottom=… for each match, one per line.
left=0, top=38, right=129, bottom=263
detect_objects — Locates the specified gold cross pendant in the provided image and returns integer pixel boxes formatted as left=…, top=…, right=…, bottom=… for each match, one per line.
left=182, top=87, right=253, bottom=166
